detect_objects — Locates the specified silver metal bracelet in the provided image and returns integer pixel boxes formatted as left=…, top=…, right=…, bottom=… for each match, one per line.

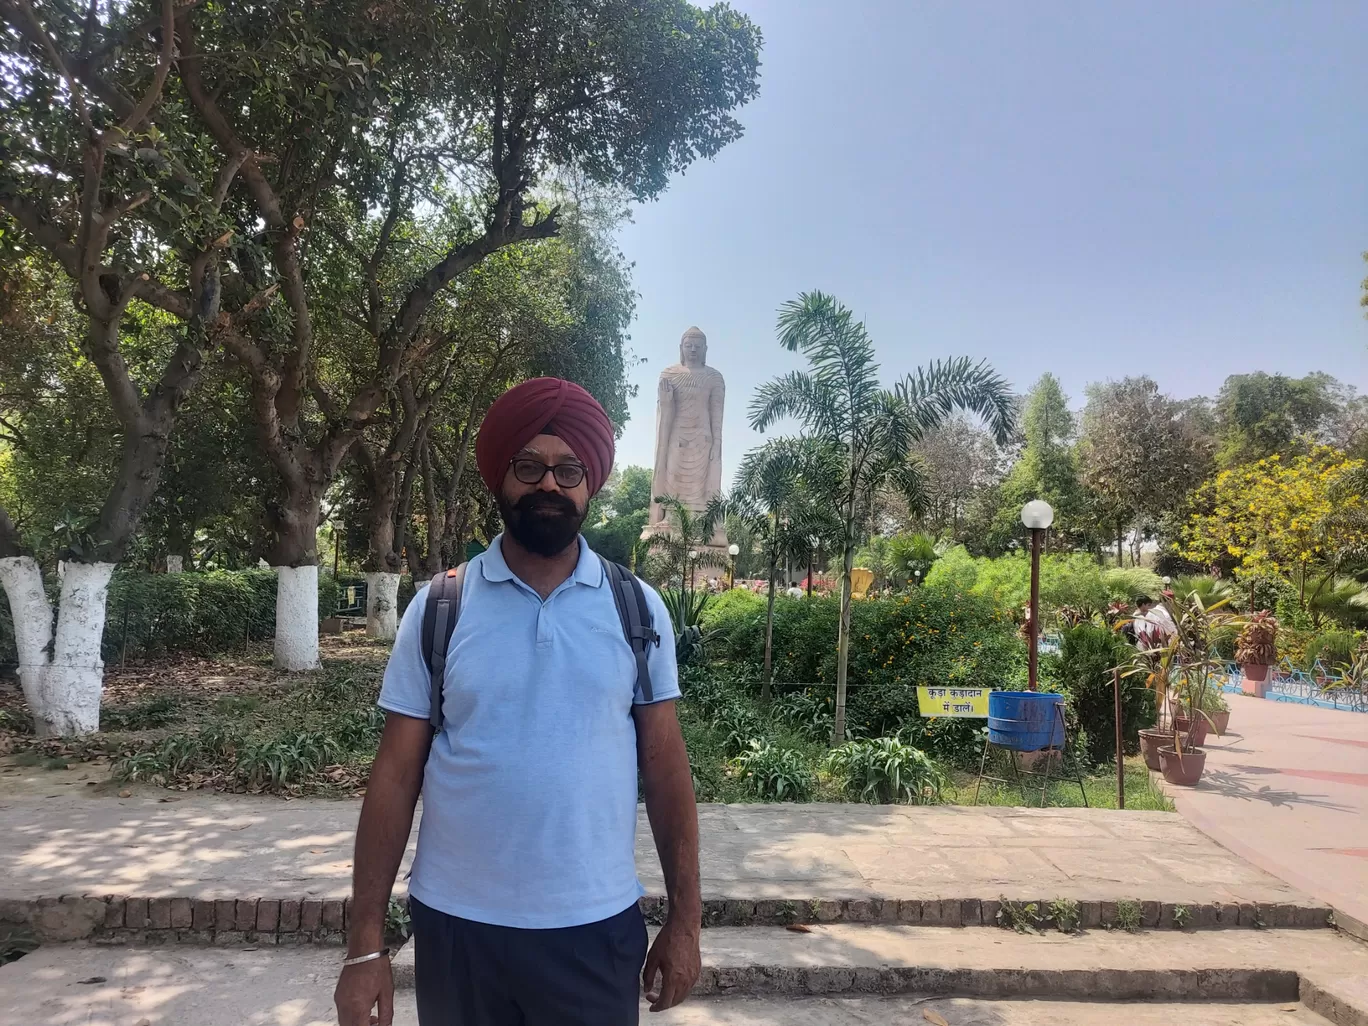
left=341, top=948, right=390, bottom=967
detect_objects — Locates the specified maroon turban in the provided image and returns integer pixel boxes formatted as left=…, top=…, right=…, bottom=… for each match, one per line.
left=475, top=377, right=616, bottom=496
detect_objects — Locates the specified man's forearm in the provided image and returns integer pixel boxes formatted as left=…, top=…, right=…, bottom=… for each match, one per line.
left=640, top=724, right=701, bottom=920
left=348, top=720, right=427, bottom=955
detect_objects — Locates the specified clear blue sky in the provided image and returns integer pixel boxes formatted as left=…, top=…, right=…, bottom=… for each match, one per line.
left=611, top=0, right=1368, bottom=483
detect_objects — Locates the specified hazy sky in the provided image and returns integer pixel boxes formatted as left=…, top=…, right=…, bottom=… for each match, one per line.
left=609, top=0, right=1368, bottom=483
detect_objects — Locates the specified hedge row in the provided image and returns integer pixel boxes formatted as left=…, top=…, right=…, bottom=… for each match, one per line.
left=703, top=587, right=1028, bottom=738
left=0, top=568, right=356, bottom=667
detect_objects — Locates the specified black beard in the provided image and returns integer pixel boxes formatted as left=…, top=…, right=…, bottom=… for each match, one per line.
left=498, top=491, right=586, bottom=557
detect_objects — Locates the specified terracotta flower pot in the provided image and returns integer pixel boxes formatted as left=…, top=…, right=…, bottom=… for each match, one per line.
left=1139, top=729, right=1174, bottom=771
left=1211, top=710, right=1230, bottom=736
left=1172, top=714, right=1208, bottom=748
left=1158, top=745, right=1206, bottom=786
left=1241, top=662, right=1270, bottom=682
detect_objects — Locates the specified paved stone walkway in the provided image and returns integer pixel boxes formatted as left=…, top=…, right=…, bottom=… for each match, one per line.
left=0, top=792, right=1316, bottom=908
left=1167, top=693, right=1368, bottom=927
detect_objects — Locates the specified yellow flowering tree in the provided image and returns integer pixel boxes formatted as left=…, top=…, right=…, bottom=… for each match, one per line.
left=1183, top=446, right=1368, bottom=610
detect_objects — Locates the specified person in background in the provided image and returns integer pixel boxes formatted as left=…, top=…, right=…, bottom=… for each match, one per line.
left=336, top=378, right=701, bottom=1026
left=1132, top=596, right=1176, bottom=650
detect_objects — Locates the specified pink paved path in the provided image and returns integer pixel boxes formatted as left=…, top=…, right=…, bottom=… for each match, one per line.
left=1168, top=693, right=1368, bottom=926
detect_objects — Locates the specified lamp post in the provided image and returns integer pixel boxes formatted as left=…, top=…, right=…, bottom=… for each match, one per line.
left=727, top=543, right=740, bottom=588
left=1020, top=500, right=1055, bottom=692
left=913, top=569, right=922, bottom=588
left=688, top=549, right=699, bottom=592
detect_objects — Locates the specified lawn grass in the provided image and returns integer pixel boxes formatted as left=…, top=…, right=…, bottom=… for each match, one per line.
left=945, top=756, right=1174, bottom=811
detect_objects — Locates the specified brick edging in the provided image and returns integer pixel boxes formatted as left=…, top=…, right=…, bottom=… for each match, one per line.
left=660, top=895, right=1332, bottom=931
left=0, top=893, right=1334, bottom=945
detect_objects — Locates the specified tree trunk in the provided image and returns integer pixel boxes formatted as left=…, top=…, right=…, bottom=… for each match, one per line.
left=268, top=486, right=323, bottom=671
left=806, top=549, right=814, bottom=599
left=834, top=538, right=855, bottom=746
left=274, top=564, right=321, bottom=671
left=1116, top=522, right=1124, bottom=568
left=762, top=552, right=777, bottom=705
left=365, top=571, right=401, bottom=640
left=0, top=556, right=116, bottom=736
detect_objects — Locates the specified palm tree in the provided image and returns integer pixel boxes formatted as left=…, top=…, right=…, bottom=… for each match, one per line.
left=646, top=495, right=724, bottom=595
left=751, top=291, right=1016, bottom=743
left=708, top=437, right=837, bottom=703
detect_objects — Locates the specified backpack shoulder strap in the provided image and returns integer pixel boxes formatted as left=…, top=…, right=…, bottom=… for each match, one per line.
left=420, top=563, right=468, bottom=733
left=600, top=556, right=659, bottom=703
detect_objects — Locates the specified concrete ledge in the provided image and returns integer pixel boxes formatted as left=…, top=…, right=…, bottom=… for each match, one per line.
left=693, top=965, right=1302, bottom=1001
left=1301, top=974, right=1368, bottom=1026
left=0, top=892, right=1337, bottom=944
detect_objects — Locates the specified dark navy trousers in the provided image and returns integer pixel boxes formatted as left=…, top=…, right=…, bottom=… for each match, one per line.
left=411, top=897, right=648, bottom=1026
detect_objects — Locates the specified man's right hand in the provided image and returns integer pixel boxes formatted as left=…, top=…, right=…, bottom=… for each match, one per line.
left=334, top=957, right=394, bottom=1026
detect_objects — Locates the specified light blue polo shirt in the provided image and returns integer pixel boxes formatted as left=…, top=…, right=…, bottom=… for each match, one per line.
left=378, top=533, right=679, bottom=929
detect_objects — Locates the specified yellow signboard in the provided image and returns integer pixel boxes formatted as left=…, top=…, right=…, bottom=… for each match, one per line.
left=917, top=686, right=991, bottom=718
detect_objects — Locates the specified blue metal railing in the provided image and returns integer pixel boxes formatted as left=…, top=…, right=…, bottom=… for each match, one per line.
left=1220, top=661, right=1367, bottom=714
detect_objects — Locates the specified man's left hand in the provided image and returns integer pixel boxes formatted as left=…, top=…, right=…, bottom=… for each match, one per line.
left=641, top=914, right=701, bottom=1012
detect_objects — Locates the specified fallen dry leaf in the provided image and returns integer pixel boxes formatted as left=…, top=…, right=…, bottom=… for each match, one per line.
left=923, top=1011, right=950, bottom=1026
left=117, top=789, right=132, bottom=798
left=785, top=924, right=812, bottom=933
left=135, top=1019, right=151, bottom=1026
left=77, top=976, right=107, bottom=985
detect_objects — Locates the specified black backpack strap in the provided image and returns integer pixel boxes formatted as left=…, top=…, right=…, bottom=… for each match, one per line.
left=420, top=563, right=467, bottom=733
left=600, top=556, right=659, bottom=703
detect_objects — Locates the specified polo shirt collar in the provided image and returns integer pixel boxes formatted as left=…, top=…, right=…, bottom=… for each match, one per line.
left=480, top=533, right=604, bottom=589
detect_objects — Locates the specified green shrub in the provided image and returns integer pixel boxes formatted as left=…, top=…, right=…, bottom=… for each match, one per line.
left=927, top=547, right=1113, bottom=620
left=715, top=703, right=766, bottom=756
left=897, top=715, right=987, bottom=768
left=706, top=588, right=1025, bottom=738
left=825, top=736, right=945, bottom=804
left=770, top=687, right=836, bottom=743
left=1046, top=624, right=1156, bottom=766
left=1303, top=630, right=1361, bottom=671
left=0, top=567, right=345, bottom=667
left=1101, top=567, right=1165, bottom=604
left=732, top=739, right=815, bottom=801
left=700, top=587, right=765, bottom=630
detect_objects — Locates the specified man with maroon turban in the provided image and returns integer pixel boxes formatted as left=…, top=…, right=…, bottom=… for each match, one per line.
left=337, top=378, right=701, bottom=1026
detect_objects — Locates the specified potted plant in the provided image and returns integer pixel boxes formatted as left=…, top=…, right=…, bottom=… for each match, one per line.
left=1236, top=611, right=1278, bottom=696
left=1122, top=592, right=1232, bottom=786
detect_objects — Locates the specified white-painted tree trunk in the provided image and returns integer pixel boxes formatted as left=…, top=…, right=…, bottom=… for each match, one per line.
left=0, top=557, right=114, bottom=737
left=274, top=564, right=321, bottom=671
left=365, top=571, right=401, bottom=640
left=0, top=556, right=53, bottom=728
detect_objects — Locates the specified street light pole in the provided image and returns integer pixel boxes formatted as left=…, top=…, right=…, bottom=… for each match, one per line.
left=1020, top=500, right=1055, bottom=693
left=728, top=543, right=740, bottom=589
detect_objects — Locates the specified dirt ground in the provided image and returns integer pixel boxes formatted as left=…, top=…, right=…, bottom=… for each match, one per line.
left=0, top=632, right=391, bottom=798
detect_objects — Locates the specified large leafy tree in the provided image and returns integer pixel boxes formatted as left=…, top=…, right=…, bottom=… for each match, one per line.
left=0, top=1, right=235, bottom=733
left=158, top=0, right=755, bottom=668
left=344, top=204, right=635, bottom=636
left=1214, top=372, right=1341, bottom=467
left=1078, top=376, right=1211, bottom=566
left=750, top=292, right=1015, bottom=743
left=1183, top=446, right=1368, bottom=615
left=982, top=374, right=1086, bottom=554
left=907, top=415, right=1005, bottom=542
left=584, top=466, right=654, bottom=568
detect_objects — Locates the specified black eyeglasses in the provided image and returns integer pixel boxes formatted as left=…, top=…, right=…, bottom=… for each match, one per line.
left=510, top=458, right=586, bottom=488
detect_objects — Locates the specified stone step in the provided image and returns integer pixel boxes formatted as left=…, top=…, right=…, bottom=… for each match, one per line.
left=389, top=922, right=1368, bottom=1005
left=3, top=943, right=1362, bottom=1026
left=0, top=891, right=1335, bottom=946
